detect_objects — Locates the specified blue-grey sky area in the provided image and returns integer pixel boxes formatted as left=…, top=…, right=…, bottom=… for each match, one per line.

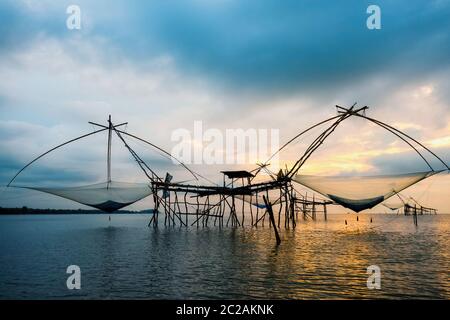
left=0, top=0, right=449, bottom=212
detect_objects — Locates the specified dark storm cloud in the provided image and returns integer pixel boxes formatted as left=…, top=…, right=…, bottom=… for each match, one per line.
left=132, top=0, right=450, bottom=92
left=1, top=0, right=449, bottom=93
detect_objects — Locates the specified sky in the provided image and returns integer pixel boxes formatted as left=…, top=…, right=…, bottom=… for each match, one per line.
left=0, top=0, right=449, bottom=212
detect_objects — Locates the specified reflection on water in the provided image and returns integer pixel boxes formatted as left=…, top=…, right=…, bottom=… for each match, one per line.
left=0, top=213, right=448, bottom=299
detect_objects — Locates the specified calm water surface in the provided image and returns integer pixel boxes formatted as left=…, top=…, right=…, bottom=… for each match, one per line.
left=0, top=213, right=448, bottom=299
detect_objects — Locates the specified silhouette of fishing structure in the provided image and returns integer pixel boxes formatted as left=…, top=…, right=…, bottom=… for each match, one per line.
left=7, top=105, right=449, bottom=241
left=383, top=192, right=437, bottom=226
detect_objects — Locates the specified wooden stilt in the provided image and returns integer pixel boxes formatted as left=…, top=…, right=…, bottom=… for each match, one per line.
left=263, top=195, right=281, bottom=245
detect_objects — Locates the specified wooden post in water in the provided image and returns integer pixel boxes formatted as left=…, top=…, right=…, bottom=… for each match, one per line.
left=241, top=178, right=245, bottom=227
left=413, top=204, right=418, bottom=226
left=277, top=188, right=282, bottom=228
left=263, top=195, right=281, bottom=246
left=184, top=192, right=188, bottom=226
left=255, top=191, right=259, bottom=227
left=312, top=194, right=316, bottom=221
left=249, top=194, right=254, bottom=226
left=290, top=186, right=296, bottom=228
left=303, top=195, right=307, bottom=220
left=196, top=195, right=200, bottom=227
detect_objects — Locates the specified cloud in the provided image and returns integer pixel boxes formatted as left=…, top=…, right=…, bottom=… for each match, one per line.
left=104, top=0, right=449, bottom=94
left=369, top=149, right=450, bottom=175
left=1, top=0, right=449, bottom=93
left=0, top=1, right=449, bottom=211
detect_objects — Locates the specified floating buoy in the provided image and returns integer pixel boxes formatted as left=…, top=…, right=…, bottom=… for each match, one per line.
left=370, top=217, right=373, bottom=223
left=109, top=215, right=111, bottom=221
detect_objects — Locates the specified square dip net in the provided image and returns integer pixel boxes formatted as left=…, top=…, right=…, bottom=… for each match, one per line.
left=293, top=171, right=436, bottom=212
left=7, top=116, right=199, bottom=213
left=22, top=181, right=153, bottom=213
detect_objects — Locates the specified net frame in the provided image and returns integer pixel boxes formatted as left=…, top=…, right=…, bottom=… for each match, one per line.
left=6, top=116, right=200, bottom=212
left=265, top=105, right=449, bottom=212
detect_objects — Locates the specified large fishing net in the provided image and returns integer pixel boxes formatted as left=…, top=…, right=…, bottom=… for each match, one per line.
left=382, top=202, right=404, bottom=211
left=293, top=171, right=435, bottom=212
left=20, top=181, right=153, bottom=213
left=6, top=116, right=201, bottom=213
